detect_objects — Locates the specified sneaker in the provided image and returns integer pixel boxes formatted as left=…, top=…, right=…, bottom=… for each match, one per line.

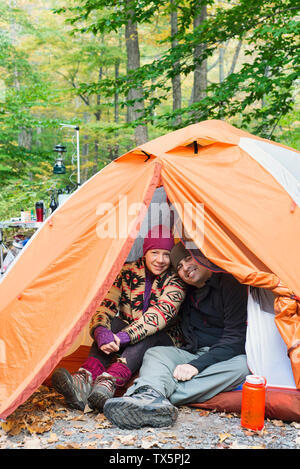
left=51, top=367, right=93, bottom=411
left=87, top=372, right=117, bottom=411
left=103, top=385, right=178, bottom=429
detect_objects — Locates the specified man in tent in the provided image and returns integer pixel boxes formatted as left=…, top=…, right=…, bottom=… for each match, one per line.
left=103, top=242, right=250, bottom=429
left=52, top=225, right=186, bottom=412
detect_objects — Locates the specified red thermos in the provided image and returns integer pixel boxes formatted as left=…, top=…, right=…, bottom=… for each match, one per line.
left=35, top=202, right=44, bottom=222
left=241, top=375, right=267, bottom=431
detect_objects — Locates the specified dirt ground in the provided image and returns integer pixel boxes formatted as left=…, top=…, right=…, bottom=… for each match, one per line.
left=0, top=385, right=299, bottom=453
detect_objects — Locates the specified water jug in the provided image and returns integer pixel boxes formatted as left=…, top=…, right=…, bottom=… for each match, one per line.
left=241, top=375, right=266, bottom=431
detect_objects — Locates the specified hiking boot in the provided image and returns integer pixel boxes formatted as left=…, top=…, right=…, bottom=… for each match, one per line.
left=87, top=372, right=117, bottom=411
left=103, top=385, right=178, bottom=429
left=51, top=367, right=93, bottom=411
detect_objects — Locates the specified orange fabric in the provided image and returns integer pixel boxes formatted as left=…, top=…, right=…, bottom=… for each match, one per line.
left=160, top=142, right=300, bottom=388
left=0, top=159, right=161, bottom=418
left=189, top=387, right=300, bottom=422
left=0, top=119, right=299, bottom=419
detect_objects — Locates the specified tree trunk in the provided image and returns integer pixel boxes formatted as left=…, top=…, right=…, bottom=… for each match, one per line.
left=125, top=3, right=148, bottom=145
left=114, top=58, right=120, bottom=124
left=228, top=40, right=242, bottom=75
left=94, top=66, right=103, bottom=173
left=192, top=4, right=207, bottom=104
left=219, top=45, right=225, bottom=83
left=170, top=0, right=182, bottom=126
left=9, top=0, right=32, bottom=149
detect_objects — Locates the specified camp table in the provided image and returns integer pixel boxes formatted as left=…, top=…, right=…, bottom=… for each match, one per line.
left=0, top=221, right=41, bottom=276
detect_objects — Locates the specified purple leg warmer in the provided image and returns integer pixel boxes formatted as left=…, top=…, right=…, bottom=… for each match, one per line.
left=106, top=362, right=132, bottom=387
left=81, top=356, right=106, bottom=381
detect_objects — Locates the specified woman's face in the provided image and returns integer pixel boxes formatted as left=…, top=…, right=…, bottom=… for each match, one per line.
left=144, top=249, right=171, bottom=276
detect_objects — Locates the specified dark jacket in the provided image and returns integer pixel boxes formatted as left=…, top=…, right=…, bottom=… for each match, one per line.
left=179, top=272, right=248, bottom=373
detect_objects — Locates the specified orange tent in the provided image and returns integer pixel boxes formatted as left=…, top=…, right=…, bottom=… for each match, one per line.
left=0, top=119, right=299, bottom=420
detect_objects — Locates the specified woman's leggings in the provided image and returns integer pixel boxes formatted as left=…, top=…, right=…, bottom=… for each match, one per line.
left=88, top=316, right=173, bottom=374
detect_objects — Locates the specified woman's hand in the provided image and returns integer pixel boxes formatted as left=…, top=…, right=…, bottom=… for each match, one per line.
left=100, top=334, right=121, bottom=355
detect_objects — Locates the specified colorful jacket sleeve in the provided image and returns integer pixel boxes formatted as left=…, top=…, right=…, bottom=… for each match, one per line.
left=123, top=273, right=186, bottom=344
left=89, top=270, right=123, bottom=338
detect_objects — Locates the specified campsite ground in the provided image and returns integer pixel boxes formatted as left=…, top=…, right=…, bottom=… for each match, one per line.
left=0, top=385, right=299, bottom=452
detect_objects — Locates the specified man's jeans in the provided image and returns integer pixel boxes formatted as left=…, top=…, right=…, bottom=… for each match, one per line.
left=125, top=345, right=249, bottom=405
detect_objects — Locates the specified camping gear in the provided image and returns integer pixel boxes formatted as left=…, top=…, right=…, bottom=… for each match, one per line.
left=241, top=375, right=266, bottom=431
left=35, top=202, right=44, bottom=222
left=2, top=236, right=27, bottom=272
left=0, top=119, right=299, bottom=421
left=49, top=194, right=58, bottom=214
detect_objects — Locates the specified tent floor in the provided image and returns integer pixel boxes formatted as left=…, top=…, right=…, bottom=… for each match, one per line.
left=44, top=346, right=300, bottom=423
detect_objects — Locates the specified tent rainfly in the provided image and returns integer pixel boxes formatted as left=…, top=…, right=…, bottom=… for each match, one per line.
left=0, top=120, right=299, bottom=422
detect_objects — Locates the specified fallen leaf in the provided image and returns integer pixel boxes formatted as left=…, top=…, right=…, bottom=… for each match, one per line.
left=195, top=409, right=210, bottom=417
left=23, top=436, right=42, bottom=449
left=1, top=419, right=26, bottom=436
left=72, top=415, right=87, bottom=421
left=141, top=439, right=161, bottom=449
left=229, top=440, right=250, bottom=449
left=110, top=440, right=121, bottom=449
left=243, top=428, right=268, bottom=437
left=219, top=432, right=232, bottom=443
left=157, top=431, right=177, bottom=439
left=224, top=413, right=236, bottom=419
left=180, top=406, right=192, bottom=414
left=85, top=442, right=97, bottom=449
left=95, top=414, right=111, bottom=428
left=271, top=419, right=285, bottom=427
left=47, top=433, right=59, bottom=443
left=56, top=443, right=81, bottom=449
left=26, top=419, right=53, bottom=434
left=219, top=411, right=236, bottom=419
left=95, top=414, right=108, bottom=423
left=83, top=404, right=94, bottom=414
left=291, top=422, right=300, bottom=429
left=89, top=434, right=104, bottom=440
left=116, top=434, right=137, bottom=445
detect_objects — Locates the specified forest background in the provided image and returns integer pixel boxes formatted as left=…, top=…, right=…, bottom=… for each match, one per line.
left=0, top=0, right=299, bottom=220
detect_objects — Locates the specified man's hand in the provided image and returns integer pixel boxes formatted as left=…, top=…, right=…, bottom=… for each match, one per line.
left=173, top=364, right=198, bottom=381
left=100, top=334, right=120, bottom=355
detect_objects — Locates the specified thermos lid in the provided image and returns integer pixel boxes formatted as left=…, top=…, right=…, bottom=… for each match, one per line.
left=246, top=375, right=265, bottom=385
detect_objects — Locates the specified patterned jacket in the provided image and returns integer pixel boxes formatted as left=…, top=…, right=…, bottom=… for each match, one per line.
left=89, top=258, right=186, bottom=346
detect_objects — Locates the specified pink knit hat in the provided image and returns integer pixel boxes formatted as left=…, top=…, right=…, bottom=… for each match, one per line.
left=143, top=225, right=174, bottom=255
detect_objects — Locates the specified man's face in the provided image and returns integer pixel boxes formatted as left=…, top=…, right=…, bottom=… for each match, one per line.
left=176, top=255, right=212, bottom=287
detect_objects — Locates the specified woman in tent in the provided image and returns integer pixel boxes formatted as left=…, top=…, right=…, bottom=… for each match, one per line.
left=52, top=225, right=186, bottom=412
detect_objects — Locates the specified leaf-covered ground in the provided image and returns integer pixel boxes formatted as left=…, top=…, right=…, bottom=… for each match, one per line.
left=1, top=386, right=299, bottom=450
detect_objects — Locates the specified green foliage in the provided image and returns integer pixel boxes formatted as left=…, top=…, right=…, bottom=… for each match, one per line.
left=64, top=0, right=299, bottom=139
left=0, top=0, right=299, bottom=219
